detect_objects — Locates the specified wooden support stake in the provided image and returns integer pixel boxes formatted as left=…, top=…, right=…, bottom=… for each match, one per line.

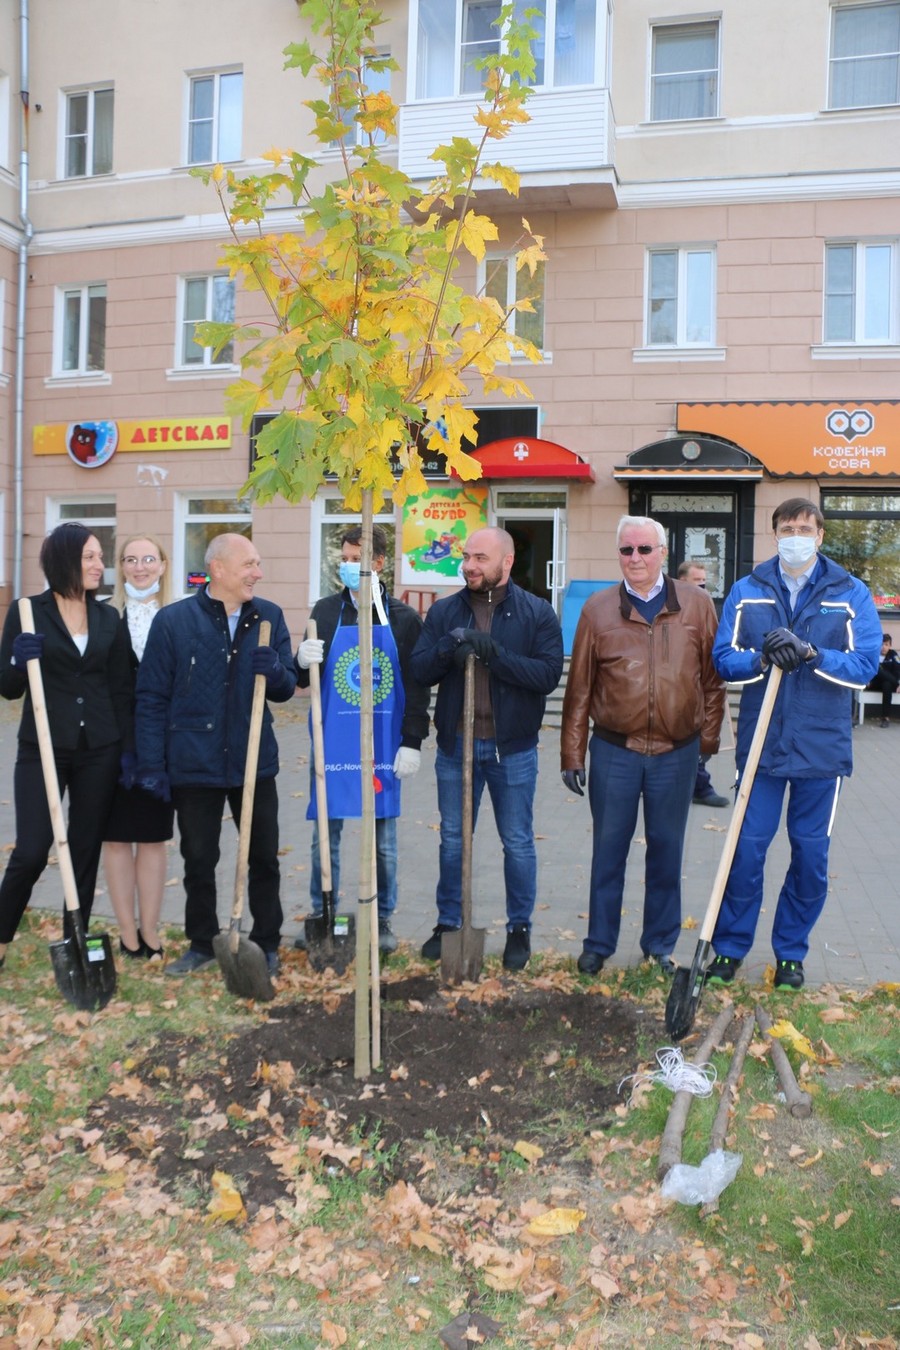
left=699, top=1012, right=757, bottom=1219
left=755, top=1004, right=813, bottom=1119
left=657, top=1003, right=735, bottom=1181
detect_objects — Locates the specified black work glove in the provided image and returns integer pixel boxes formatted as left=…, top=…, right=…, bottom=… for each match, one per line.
left=561, top=768, right=586, bottom=796
left=453, top=629, right=497, bottom=669
left=699, top=753, right=711, bottom=766
left=762, top=628, right=812, bottom=672
left=12, top=632, right=44, bottom=666
left=250, top=644, right=282, bottom=687
left=119, top=751, right=137, bottom=791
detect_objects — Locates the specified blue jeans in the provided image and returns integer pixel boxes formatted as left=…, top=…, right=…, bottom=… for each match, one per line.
left=714, top=773, right=841, bottom=961
left=435, top=737, right=538, bottom=929
left=585, top=735, right=697, bottom=959
left=310, top=816, right=397, bottom=921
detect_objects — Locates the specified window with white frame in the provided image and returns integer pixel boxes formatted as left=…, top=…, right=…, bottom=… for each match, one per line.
left=187, top=69, right=242, bottom=164
left=829, top=2, right=900, bottom=109
left=177, top=275, right=235, bottom=369
left=824, top=240, right=897, bottom=344
left=49, top=500, right=117, bottom=590
left=177, top=494, right=252, bottom=594
left=645, top=247, right=715, bottom=347
left=64, top=87, right=113, bottom=178
left=416, top=0, right=597, bottom=98
left=312, top=496, right=396, bottom=603
left=650, top=20, right=719, bottom=121
left=336, top=52, right=392, bottom=147
left=482, top=253, right=546, bottom=352
left=55, top=283, right=107, bottom=375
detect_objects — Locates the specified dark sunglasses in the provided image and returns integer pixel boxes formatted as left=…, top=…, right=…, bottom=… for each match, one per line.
left=618, top=544, right=660, bottom=557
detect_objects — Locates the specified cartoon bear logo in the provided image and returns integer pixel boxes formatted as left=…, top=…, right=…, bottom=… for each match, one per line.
left=65, top=420, right=118, bottom=469
left=69, top=424, right=98, bottom=464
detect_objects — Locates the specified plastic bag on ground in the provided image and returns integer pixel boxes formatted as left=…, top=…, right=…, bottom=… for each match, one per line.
left=660, top=1149, right=743, bottom=1206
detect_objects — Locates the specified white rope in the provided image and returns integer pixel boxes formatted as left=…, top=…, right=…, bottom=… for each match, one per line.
left=618, top=1047, right=718, bottom=1103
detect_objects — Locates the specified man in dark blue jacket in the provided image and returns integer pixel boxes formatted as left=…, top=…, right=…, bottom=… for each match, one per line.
left=410, top=527, right=563, bottom=970
left=136, top=533, right=297, bottom=975
left=709, top=498, right=880, bottom=990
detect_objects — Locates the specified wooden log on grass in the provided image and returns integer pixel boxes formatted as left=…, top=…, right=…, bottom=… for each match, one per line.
left=754, top=1004, right=813, bottom=1119
left=699, top=1012, right=757, bottom=1219
left=657, top=1003, right=735, bottom=1181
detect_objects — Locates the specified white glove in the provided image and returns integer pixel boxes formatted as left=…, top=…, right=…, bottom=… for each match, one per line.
left=297, top=637, right=324, bottom=669
left=392, top=747, right=421, bottom=779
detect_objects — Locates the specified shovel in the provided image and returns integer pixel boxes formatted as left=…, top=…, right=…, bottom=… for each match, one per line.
left=213, top=620, right=276, bottom=1001
left=442, top=653, right=485, bottom=984
left=666, top=665, right=783, bottom=1041
left=304, top=619, right=355, bottom=974
left=17, top=598, right=117, bottom=1012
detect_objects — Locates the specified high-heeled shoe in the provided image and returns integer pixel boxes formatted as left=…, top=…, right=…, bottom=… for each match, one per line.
left=119, top=937, right=144, bottom=959
left=139, top=931, right=164, bottom=961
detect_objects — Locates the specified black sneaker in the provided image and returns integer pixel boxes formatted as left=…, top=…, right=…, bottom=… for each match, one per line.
left=421, top=924, right=458, bottom=961
left=577, top=950, right=604, bottom=975
left=774, top=959, right=804, bottom=990
left=378, top=919, right=398, bottom=955
left=503, top=925, right=531, bottom=971
left=705, top=954, right=741, bottom=985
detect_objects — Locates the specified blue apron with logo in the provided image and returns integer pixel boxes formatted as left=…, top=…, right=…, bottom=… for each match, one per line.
left=306, top=602, right=405, bottom=821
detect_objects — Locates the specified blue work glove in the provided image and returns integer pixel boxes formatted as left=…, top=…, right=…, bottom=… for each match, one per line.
left=136, top=772, right=171, bottom=803
left=762, top=628, right=812, bottom=673
left=250, top=644, right=282, bottom=686
left=12, top=632, right=44, bottom=666
left=561, top=768, right=586, bottom=797
left=119, top=751, right=137, bottom=790
left=453, top=629, right=497, bottom=668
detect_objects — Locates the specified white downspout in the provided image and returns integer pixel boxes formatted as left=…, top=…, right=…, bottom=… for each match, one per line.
left=13, top=0, right=32, bottom=597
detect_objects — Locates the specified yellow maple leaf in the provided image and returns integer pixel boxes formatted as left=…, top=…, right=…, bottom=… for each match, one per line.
left=458, top=210, right=499, bottom=262
left=766, top=1020, right=818, bottom=1060
left=206, top=1170, right=246, bottom=1224
left=526, top=1207, right=586, bottom=1237
left=514, top=1140, right=544, bottom=1164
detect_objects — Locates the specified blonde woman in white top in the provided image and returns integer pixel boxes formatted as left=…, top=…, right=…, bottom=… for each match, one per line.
left=103, top=535, right=175, bottom=959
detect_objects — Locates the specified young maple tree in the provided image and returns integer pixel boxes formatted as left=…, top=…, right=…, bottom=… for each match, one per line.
left=196, top=0, right=544, bottom=1072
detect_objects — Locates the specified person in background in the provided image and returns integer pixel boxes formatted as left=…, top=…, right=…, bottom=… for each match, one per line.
left=136, top=533, right=297, bottom=977
left=0, top=524, right=132, bottom=971
left=561, top=517, right=725, bottom=976
left=293, top=524, right=430, bottom=955
left=677, top=560, right=730, bottom=808
left=708, top=497, right=881, bottom=990
left=865, top=632, right=900, bottom=728
left=410, top=527, right=564, bottom=972
left=102, top=535, right=175, bottom=961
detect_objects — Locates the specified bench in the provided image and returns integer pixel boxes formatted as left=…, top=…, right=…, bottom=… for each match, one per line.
left=855, top=690, right=885, bottom=725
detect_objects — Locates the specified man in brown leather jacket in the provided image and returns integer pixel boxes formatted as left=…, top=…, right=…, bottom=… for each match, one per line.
left=560, top=515, right=725, bottom=975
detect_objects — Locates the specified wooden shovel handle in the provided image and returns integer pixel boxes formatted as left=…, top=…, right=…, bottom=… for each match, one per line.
left=460, top=653, right=475, bottom=931
left=17, top=598, right=82, bottom=916
left=230, top=619, right=271, bottom=941
left=699, top=664, right=783, bottom=943
left=307, top=619, right=333, bottom=892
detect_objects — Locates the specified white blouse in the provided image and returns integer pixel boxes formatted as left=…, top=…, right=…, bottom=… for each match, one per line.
left=125, top=598, right=159, bottom=661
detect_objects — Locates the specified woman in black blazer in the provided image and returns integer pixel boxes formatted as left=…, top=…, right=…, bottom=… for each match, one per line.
left=0, top=523, right=132, bottom=970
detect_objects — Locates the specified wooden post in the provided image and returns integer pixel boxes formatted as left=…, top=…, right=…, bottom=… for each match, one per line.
left=755, top=1004, right=813, bottom=1119
left=657, top=1004, right=735, bottom=1181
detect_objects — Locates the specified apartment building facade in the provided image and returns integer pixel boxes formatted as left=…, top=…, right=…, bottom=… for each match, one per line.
left=1, top=0, right=899, bottom=641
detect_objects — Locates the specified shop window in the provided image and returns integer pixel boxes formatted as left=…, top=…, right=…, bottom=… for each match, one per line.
left=415, top=0, right=596, bottom=99
left=821, top=491, right=900, bottom=611
left=187, top=69, right=242, bottom=164
left=176, top=275, right=236, bottom=369
left=48, top=499, right=117, bottom=590
left=481, top=253, right=546, bottom=354
left=829, top=2, right=900, bottom=109
left=176, top=494, right=252, bottom=594
left=643, top=247, right=716, bottom=348
left=310, top=496, right=396, bottom=604
left=824, top=241, right=897, bottom=344
left=54, top=283, right=107, bottom=376
left=650, top=20, right=719, bottom=122
left=63, top=87, right=113, bottom=178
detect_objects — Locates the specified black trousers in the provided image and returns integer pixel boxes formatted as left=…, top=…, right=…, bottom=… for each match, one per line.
left=172, top=777, right=282, bottom=956
left=0, top=738, right=120, bottom=944
left=868, top=670, right=899, bottom=710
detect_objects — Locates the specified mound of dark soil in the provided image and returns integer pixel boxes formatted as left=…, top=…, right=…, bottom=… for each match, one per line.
left=93, top=977, right=660, bottom=1209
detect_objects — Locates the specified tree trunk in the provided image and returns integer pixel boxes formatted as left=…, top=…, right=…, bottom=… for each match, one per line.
left=354, top=490, right=376, bottom=1079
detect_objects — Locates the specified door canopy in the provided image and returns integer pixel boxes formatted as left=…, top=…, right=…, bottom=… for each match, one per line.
left=454, top=437, right=595, bottom=481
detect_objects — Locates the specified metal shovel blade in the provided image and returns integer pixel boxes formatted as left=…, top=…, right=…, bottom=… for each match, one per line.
left=305, top=908, right=355, bottom=975
left=441, top=924, right=486, bottom=985
left=212, top=930, right=275, bottom=1002
left=665, top=940, right=711, bottom=1042
left=49, top=931, right=117, bottom=1012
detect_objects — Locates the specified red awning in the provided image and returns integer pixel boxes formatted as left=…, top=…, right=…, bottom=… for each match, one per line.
left=452, top=436, right=595, bottom=481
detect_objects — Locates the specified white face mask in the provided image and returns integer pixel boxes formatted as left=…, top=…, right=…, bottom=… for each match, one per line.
left=777, top=535, right=817, bottom=568
left=124, top=579, right=160, bottom=600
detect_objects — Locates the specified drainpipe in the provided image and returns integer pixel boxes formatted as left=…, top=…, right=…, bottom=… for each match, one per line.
left=13, top=0, right=32, bottom=597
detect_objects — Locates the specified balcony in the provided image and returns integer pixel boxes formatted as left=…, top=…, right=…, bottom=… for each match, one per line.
left=398, top=85, right=618, bottom=211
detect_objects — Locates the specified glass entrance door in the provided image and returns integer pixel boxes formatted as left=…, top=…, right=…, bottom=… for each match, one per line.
left=648, top=492, right=737, bottom=606
left=495, top=490, right=568, bottom=613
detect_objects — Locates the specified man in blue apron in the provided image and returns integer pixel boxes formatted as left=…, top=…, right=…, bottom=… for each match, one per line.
left=293, top=525, right=430, bottom=953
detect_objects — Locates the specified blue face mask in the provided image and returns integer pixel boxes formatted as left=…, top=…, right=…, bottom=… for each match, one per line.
left=339, top=560, right=361, bottom=591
